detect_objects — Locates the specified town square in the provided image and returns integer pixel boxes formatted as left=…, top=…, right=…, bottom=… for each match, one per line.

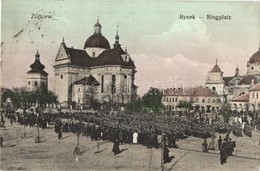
left=1, top=1, right=260, bottom=171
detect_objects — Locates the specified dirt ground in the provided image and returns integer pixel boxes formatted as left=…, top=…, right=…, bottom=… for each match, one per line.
left=1, top=119, right=260, bottom=171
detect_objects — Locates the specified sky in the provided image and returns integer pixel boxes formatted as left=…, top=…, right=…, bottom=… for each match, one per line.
left=1, top=0, right=260, bottom=96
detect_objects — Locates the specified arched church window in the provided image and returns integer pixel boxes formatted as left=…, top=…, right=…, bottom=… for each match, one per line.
left=212, top=87, right=216, bottom=92
left=112, top=75, right=116, bottom=94
left=251, top=66, right=254, bottom=70
left=60, top=74, right=63, bottom=79
left=101, top=75, right=104, bottom=93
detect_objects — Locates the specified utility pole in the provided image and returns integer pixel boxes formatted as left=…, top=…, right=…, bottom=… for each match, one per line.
left=73, top=122, right=81, bottom=155
left=35, top=111, right=40, bottom=143
left=161, top=133, right=165, bottom=171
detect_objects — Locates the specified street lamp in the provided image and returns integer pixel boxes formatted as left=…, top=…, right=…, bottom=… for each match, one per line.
left=73, top=121, right=81, bottom=155
left=35, top=107, right=41, bottom=143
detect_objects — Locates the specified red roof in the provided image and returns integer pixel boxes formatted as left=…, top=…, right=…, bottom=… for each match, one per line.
left=250, top=83, right=260, bottom=91
left=210, top=64, right=222, bottom=73
left=163, top=86, right=218, bottom=97
left=232, top=93, right=249, bottom=102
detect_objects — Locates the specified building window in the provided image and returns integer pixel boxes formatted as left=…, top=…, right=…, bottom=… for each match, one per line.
left=257, top=93, right=259, bottom=99
left=212, top=87, right=216, bottom=92
left=251, top=66, right=254, bottom=70
left=101, top=75, right=104, bottom=93
left=252, top=93, right=255, bottom=99
left=78, top=88, right=80, bottom=92
left=35, top=81, right=38, bottom=86
left=92, top=51, right=96, bottom=57
left=28, top=81, right=30, bottom=85
left=202, top=99, right=205, bottom=103
left=112, top=74, right=116, bottom=94
left=60, top=74, right=63, bottom=79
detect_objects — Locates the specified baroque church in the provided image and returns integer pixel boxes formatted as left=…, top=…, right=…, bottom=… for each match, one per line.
left=53, top=20, right=137, bottom=109
left=205, top=46, right=260, bottom=107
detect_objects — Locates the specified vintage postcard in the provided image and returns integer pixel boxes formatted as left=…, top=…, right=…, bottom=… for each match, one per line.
left=1, top=1, right=260, bottom=171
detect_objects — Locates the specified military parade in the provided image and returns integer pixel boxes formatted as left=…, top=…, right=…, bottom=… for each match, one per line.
left=2, top=1, right=260, bottom=171
left=1, top=106, right=259, bottom=167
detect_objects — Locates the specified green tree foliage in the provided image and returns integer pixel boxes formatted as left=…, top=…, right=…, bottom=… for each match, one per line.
left=1, top=88, right=20, bottom=109
left=177, top=101, right=193, bottom=112
left=219, top=104, right=232, bottom=123
left=1, top=86, right=57, bottom=110
left=127, top=88, right=164, bottom=113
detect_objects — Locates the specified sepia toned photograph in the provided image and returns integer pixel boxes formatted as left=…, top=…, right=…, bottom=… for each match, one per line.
left=1, top=1, right=260, bottom=171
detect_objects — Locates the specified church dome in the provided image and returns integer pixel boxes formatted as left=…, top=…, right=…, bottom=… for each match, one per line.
left=84, top=34, right=110, bottom=49
left=248, top=48, right=260, bottom=64
left=83, top=20, right=110, bottom=49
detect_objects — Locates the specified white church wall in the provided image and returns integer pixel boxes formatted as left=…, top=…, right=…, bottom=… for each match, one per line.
left=85, top=47, right=106, bottom=57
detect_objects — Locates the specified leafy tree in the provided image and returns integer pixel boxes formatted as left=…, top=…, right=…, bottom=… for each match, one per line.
left=1, top=87, right=22, bottom=110
left=30, top=86, right=57, bottom=107
left=127, top=87, right=164, bottom=113
left=1, top=86, right=57, bottom=110
left=142, top=88, right=164, bottom=112
left=219, top=104, right=232, bottom=123
left=177, top=101, right=193, bottom=112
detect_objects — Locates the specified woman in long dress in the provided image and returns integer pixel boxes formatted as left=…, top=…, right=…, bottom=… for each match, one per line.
left=112, top=139, right=120, bottom=155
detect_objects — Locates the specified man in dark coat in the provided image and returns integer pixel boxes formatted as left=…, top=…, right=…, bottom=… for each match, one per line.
left=218, top=136, right=222, bottom=150
left=220, top=138, right=228, bottom=165
left=202, top=139, right=208, bottom=152
left=0, top=135, right=3, bottom=148
left=112, top=139, right=120, bottom=156
left=163, top=144, right=170, bottom=163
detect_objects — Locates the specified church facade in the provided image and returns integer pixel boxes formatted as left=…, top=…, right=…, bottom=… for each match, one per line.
left=53, top=20, right=137, bottom=109
left=205, top=46, right=260, bottom=112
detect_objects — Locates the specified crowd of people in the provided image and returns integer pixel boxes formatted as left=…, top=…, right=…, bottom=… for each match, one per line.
left=0, top=109, right=257, bottom=165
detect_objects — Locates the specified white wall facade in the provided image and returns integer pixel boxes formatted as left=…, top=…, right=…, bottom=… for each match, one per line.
left=85, top=47, right=106, bottom=57
left=246, top=62, right=260, bottom=75
left=27, top=73, right=48, bottom=91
